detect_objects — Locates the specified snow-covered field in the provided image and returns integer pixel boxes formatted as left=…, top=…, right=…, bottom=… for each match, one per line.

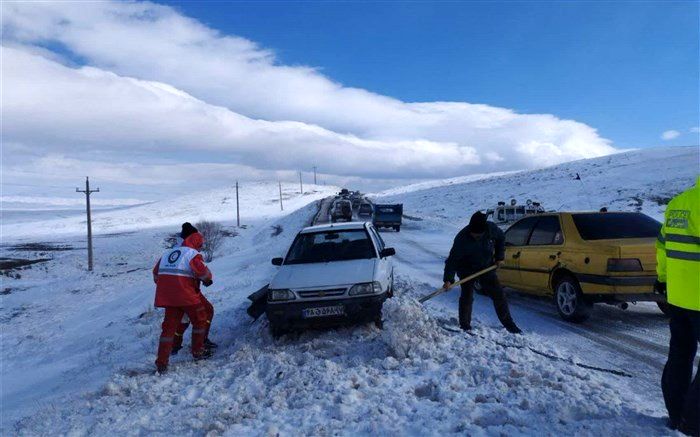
left=2, top=147, right=698, bottom=435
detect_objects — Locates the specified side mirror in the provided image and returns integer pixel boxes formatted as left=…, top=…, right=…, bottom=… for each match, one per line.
left=380, top=248, right=396, bottom=258
left=271, top=257, right=283, bottom=266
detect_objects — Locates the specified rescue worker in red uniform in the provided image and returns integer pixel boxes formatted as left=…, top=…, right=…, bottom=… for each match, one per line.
left=171, top=296, right=217, bottom=355
left=152, top=223, right=214, bottom=373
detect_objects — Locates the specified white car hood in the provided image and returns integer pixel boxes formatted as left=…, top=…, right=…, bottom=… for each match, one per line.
left=270, top=258, right=376, bottom=290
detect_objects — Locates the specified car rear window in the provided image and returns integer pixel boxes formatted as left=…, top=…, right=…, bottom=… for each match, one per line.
left=572, top=213, right=661, bottom=240
left=505, top=216, right=539, bottom=246
left=529, top=216, right=563, bottom=246
left=285, top=230, right=375, bottom=264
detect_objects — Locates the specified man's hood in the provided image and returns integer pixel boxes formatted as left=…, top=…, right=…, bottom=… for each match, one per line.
left=183, top=232, right=204, bottom=251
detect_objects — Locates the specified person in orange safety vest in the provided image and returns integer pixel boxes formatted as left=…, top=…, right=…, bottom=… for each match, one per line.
left=152, top=222, right=214, bottom=373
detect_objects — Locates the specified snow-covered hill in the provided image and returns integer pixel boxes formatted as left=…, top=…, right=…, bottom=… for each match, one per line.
left=2, top=146, right=698, bottom=435
left=375, top=146, right=698, bottom=224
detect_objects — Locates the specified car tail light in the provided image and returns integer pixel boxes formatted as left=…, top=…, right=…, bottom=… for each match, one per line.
left=348, top=281, right=382, bottom=296
left=268, top=289, right=296, bottom=302
left=607, top=258, right=643, bottom=272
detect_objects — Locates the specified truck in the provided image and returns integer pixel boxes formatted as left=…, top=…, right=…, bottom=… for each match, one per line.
left=485, top=199, right=545, bottom=226
left=372, top=204, right=403, bottom=231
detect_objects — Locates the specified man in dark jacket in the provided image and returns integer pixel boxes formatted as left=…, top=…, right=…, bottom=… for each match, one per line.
left=443, top=211, right=522, bottom=333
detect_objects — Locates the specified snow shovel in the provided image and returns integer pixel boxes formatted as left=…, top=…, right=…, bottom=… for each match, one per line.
left=418, top=265, right=498, bottom=304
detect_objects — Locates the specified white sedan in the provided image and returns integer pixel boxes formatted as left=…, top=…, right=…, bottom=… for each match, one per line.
left=266, top=222, right=395, bottom=336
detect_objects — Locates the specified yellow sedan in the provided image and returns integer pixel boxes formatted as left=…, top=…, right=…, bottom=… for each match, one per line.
left=497, top=211, right=665, bottom=322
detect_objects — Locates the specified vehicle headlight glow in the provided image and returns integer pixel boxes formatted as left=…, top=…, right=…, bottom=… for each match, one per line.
left=348, top=281, right=383, bottom=296
left=268, top=289, right=296, bottom=302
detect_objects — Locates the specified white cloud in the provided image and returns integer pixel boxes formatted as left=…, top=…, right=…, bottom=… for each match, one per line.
left=1, top=1, right=618, bottom=198
left=661, top=130, right=681, bottom=140
left=690, top=127, right=700, bottom=133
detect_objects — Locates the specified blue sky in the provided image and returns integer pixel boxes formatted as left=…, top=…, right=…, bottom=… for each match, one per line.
left=166, top=0, right=699, bottom=149
left=2, top=1, right=698, bottom=206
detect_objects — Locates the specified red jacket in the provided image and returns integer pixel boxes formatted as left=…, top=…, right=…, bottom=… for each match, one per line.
left=153, top=232, right=212, bottom=307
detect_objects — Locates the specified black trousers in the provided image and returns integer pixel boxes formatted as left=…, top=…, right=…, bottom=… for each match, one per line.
left=458, top=272, right=516, bottom=330
left=662, top=304, right=700, bottom=434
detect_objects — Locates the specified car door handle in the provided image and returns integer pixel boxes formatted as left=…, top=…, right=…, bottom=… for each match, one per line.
left=512, top=252, right=520, bottom=259
left=549, top=254, right=557, bottom=260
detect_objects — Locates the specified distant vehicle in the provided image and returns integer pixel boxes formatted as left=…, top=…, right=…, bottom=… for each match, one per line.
left=498, top=211, right=665, bottom=322
left=331, top=200, right=353, bottom=222
left=339, top=188, right=350, bottom=196
left=266, top=222, right=395, bottom=336
left=373, top=204, right=403, bottom=232
left=358, top=202, right=373, bottom=217
left=351, top=197, right=362, bottom=209
left=486, top=199, right=545, bottom=225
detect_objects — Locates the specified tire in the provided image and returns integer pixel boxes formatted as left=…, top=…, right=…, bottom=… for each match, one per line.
left=372, top=306, right=384, bottom=329
left=554, top=275, right=591, bottom=323
left=656, top=301, right=672, bottom=317
left=270, top=323, right=285, bottom=339
left=394, top=226, right=400, bottom=232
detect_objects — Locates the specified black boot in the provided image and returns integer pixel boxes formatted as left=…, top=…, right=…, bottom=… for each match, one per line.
left=204, top=338, right=218, bottom=349
left=156, top=364, right=168, bottom=374
left=171, top=345, right=182, bottom=356
left=194, top=348, right=214, bottom=362
left=505, top=323, right=522, bottom=334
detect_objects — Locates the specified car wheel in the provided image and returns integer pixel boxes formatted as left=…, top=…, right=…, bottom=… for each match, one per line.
left=394, top=226, right=400, bottom=232
left=656, top=301, right=672, bottom=317
left=554, top=275, right=591, bottom=323
left=270, top=323, right=285, bottom=339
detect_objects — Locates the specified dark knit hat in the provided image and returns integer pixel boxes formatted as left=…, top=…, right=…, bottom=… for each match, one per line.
left=468, top=211, right=488, bottom=233
left=180, top=222, right=198, bottom=239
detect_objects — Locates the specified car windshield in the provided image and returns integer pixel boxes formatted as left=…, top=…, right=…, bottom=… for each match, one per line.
left=285, top=230, right=376, bottom=264
left=572, top=212, right=661, bottom=240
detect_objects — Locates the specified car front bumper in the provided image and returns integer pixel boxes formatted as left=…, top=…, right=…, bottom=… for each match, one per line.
left=266, top=292, right=388, bottom=329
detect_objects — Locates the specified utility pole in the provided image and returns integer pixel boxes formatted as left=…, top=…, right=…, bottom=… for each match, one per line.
left=312, top=166, right=317, bottom=185
left=76, top=177, right=99, bottom=271
left=235, top=181, right=240, bottom=227
left=299, top=171, right=303, bottom=194
left=278, top=180, right=284, bottom=211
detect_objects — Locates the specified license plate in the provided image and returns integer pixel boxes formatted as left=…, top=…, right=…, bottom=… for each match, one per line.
left=302, top=305, right=345, bottom=318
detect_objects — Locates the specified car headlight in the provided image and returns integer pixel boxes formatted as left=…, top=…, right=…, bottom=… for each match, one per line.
left=348, top=281, right=382, bottom=296
left=268, top=289, right=296, bottom=302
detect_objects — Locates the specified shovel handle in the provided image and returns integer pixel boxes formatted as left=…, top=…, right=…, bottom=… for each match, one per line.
left=418, top=264, right=498, bottom=304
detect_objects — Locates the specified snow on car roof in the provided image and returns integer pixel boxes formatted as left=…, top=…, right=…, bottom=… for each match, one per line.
left=301, top=222, right=368, bottom=233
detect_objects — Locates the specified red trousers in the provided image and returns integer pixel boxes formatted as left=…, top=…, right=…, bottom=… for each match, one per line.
left=173, top=295, right=214, bottom=351
left=156, top=304, right=208, bottom=368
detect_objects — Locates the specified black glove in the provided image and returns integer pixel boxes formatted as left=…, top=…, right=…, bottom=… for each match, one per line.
left=203, top=278, right=213, bottom=287
left=654, top=280, right=666, bottom=294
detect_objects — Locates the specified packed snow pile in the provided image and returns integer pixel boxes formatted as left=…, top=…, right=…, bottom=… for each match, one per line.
left=13, top=290, right=663, bottom=435
left=381, top=295, right=442, bottom=360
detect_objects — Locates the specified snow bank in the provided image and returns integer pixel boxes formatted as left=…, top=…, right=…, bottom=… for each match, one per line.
left=13, top=289, right=666, bottom=436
